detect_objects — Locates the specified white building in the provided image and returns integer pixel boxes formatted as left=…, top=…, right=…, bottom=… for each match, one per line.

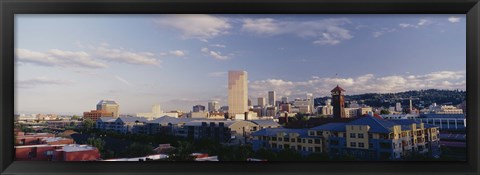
left=228, top=70, right=248, bottom=118
left=208, top=101, right=219, bottom=112
left=428, top=103, right=463, bottom=114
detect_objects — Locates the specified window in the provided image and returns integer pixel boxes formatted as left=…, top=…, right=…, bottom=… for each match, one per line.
left=297, top=139, right=301, bottom=143
left=308, top=139, right=313, bottom=144
left=368, top=133, right=373, bottom=138
left=350, top=133, right=356, bottom=138
left=272, top=137, right=277, bottom=141
left=272, top=143, right=277, bottom=148
left=278, top=137, right=282, bottom=141
left=297, top=145, right=302, bottom=150
left=291, top=138, right=295, bottom=142
left=358, top=134, right=364, bottom=138
left=358, top=143, right=365, bottom=148
left=309, top=131, right=315, bottom=136
left=308, top=147, right=313, bottom=152
left=302, top=139, right=306, bottom=143
left=278, top=145, right=283, bottom=149
left=316, top=131, right=322, bottom=135
left=284, top=137, right=289, bottom=142
left=350, top=142, right=356, bottom=147
left=315, top=147, right=321, bottom=152
left=314, top=139, right=321, bottom=144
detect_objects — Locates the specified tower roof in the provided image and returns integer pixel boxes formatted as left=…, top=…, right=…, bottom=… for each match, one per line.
left=330, top=85, right=346, bottom=92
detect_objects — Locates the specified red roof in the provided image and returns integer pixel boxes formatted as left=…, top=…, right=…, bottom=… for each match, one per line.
left=330, top=85, right=346, bottom=92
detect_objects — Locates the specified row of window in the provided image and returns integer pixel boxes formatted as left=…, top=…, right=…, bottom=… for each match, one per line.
left=269, top=137, right=321, bottom=144
left=350, top=142, right=365, bottom=148
left=349, top=133, right=365, bottom=138
left=270, top=143, right=322, bottom=152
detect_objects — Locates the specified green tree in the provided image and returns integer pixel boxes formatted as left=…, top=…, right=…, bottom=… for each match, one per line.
left=87, top=137, right=105, bottom=153
left=71, top=115, right=80, bottom=121
left=169, top=141, right=195, bottom=161
left=83, top=119, right=95, bottom=131
left=122, top=142, right=154, bottom=158
left=380, top=109, right=391, bottom=115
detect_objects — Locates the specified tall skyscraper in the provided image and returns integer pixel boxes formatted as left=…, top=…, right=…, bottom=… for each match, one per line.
left=331, top=85, right=346, bottom=118
left=395, top=102, right=402, bottom=112
left=307, top=93, right=314, bottom=113
left=268, top=91, right=276, bottom=106
left=208, top=101, right=219, bottom=112
left=96, top=99, right=119, bottom=118
left=257, top=97, right=266, bottom=107
left=228, top=70, right=248, bottom=118
left=152, top=104, right=162, bottom=114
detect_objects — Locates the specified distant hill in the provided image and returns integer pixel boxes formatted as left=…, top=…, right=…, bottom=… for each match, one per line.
left=314, top=89, right=466, bottom=109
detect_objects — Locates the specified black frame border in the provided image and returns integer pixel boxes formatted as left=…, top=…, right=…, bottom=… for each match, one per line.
left=1, top=0, right=479, bottom=174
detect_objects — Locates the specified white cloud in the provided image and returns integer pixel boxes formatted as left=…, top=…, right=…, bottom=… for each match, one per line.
left=448, top=16, right=461, bottom=23
left=201, top=47, right=230, bottom=60
left=16, top=77, right=73, bottom=88
left=208, top=71, right=227, bottom=77
left=155, top=14, right=231, bottom=40
left=94, top=45, right=161, bottom=65
left=399, top=19, right=430, bottom=29
left=242, top=18, right=280, bottom=35
left=249, top=70, right=466, bottom=99
left=210, top=44, right=226, bottom=48
left=114, top=75, right=132, bottom=86
left=241, top=18, right=353, bottom=45
left=160, top=50, right=187, bottom=57
left=372, top=28, right=397, bottom=38
left=15, top=48, right=107, bottom=69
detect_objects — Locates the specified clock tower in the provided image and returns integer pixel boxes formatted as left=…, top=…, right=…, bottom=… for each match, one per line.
left=331, top=85, right=346, bottom=118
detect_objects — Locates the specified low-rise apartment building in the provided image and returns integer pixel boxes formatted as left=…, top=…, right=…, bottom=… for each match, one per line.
left=251, top=115, right=440, bottom=160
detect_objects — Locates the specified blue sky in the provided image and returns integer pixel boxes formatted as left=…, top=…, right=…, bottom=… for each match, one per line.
left=14, top=14, right=466, bottom=115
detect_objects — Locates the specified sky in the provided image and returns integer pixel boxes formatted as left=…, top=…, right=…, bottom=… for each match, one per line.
left=14, top=14, right=466, bottom=115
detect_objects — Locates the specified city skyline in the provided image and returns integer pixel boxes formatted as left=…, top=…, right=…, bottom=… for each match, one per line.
left=15, top=14, right=466, bottom=114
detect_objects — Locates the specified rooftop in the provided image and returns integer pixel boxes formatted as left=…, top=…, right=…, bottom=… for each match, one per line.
left=41, top=137, right=71, bottom=143
left=250, top=119, right=281, bottom=127
left=147, top=116, right=194, bottom=125
left=330, top=85, right=346, bottom=92
left=59, top=144, right=97, bottom=152
left=97, top=99, right=118, bottom=105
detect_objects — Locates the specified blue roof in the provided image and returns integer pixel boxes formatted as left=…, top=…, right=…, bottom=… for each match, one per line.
left=420, top=114, right=465, bottom=118
left=251, top=128, right=308, bottom=137
left=250, top=120, right=281, bottom=127
left=310, top=123, right=346, bottom=132
left=147, top=116, right=193, bottom=125
left=348, top=116, right=396, bottom=133
left=116, top=116, right=148, bottom=123
left=98, top=117, right=116, bottom=122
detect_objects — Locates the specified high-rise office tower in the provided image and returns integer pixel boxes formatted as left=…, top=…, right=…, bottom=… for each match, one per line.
left=331, top=85, right=346, bottom=118
left=208, top=101, right=219, bottom=112
left=395, top=102, right=402, bottom=112
left=268, top=91, right=276, bottom=106
left=307, top=93, right=314, bottom=113
left=96, top=99, right=119, bottom=118
left=257, top=97, right=266, bottom=107
left=152, top=104, right=162, bottom=114
left=228, top=70, right=248, bottom=118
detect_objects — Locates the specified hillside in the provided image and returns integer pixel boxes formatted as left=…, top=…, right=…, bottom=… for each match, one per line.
left=314, top=89, right=466, bottom=109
